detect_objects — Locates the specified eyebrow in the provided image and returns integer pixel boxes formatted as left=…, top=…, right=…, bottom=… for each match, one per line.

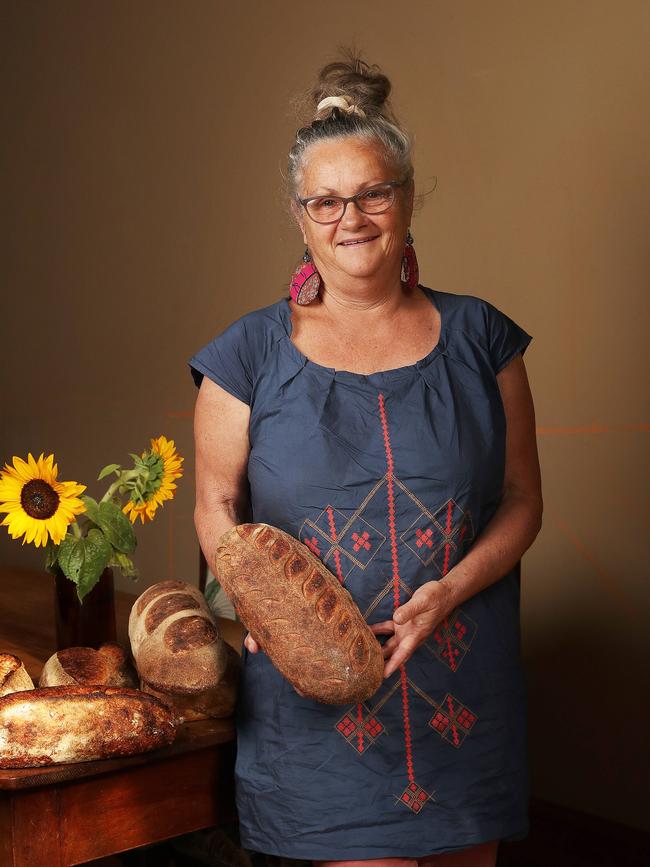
left=306, top=178, right=389, bottom=197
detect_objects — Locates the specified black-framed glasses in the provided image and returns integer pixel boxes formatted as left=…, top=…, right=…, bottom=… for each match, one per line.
left=298, top=180, right=406, bottom=224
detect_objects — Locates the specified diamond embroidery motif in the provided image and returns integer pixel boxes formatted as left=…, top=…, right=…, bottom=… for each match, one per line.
left=428, top=693, right=478, bottom=748
left=426, top=608, right=477, bottom=672
left=401, top=516, right=447, bottom=566
left=337, top=515, right=386, bottom=567
left=336, top=703, right=386, bottom=754
left=400, top=498, right=474, bottom=574
left=298, top=516, right=356, bottom=582
left=397, top=781, right=433, bottom=813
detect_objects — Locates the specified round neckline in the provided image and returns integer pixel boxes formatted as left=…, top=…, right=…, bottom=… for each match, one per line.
left=279, top=286, right=445, bottom=381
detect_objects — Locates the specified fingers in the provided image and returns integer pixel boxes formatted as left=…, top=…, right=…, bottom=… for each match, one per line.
left=392, top=604, right=413, bottom=626
left=370, top=620, right=395, bottom=636
left=394, top=588, right=431, bottom=623
left=384, top=637, right=418, bottom=678
left=244, top=633, right=260, bottom=654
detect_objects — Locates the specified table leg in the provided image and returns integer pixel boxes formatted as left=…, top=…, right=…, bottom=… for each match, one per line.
left=0, top=787, right=63, bottom=867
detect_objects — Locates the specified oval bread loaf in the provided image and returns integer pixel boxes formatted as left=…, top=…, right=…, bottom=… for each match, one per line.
left=0, top=654, right=34, bottom=697
left=215, top=523, right=384, bottom=704
left=129, top=580, right=229, bottom=693
left=0, top=685, right=176, bottom=768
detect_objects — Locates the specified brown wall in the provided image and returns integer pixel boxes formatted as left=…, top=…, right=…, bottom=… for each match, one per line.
left=1, top=0, right=648, bottom=832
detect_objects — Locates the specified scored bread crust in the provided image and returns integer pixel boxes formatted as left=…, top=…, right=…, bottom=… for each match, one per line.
left=215, top=523, right=384, bottom=705
left=128, top=580, right=229, bottom=693
left=39, top=643, right=137, bottom=688
left=0, top=685, right=176, bottom=768
left=0, top=654, right=34, bottom=696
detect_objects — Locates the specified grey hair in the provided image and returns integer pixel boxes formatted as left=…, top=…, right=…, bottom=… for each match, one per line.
left=288, top=112, right=414, bottom=196
left=287, top=54, right=414, bottom=197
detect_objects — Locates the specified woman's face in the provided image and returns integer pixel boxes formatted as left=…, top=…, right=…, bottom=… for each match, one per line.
left=294, top=136, right=413, bottom=289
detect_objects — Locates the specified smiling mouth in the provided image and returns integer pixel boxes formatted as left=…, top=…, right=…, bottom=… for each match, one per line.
left=339, top=235, right=380, bottom=246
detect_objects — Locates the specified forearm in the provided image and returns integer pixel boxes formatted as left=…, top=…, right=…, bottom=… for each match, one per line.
left=439, top=488, right=542, bottom=612
left=194, top=495, right=250, bottom=577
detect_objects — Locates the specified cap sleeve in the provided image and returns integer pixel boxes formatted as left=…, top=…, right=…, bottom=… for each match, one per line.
left=188, top=317, right=252, bottom=404
left=485, top=302, right=532, bottom=375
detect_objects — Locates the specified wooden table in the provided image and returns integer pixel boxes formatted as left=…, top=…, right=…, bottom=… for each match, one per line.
left=0, top=568, right=244, bottom=866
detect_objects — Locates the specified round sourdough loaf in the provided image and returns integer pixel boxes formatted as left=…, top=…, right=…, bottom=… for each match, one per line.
left=39, top=643, right=137, bottom=688
left=215, top=523, right=384, bottom=704
left=129, top=580, right=229, bottom=693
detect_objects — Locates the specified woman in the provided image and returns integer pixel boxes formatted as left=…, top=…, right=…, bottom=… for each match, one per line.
left=191, top=56, right=542, bottom=867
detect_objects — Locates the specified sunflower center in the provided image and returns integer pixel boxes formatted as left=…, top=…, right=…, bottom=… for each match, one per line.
left=21, top=479, right=60, bottom=519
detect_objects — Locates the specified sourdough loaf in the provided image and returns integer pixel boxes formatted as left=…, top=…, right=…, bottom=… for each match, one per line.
left=140, top=641, right=239, bottom=722
left=215, top=523, right=384, bottom=704
left=129, top=580, right=230, bottom=695
left=0, top=654, right=34, bottom=696
left=0, top=685, right=176, bottom=768
left=39, top=643, right=137, bottom=688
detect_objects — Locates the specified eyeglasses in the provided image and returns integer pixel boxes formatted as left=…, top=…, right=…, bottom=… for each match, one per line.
left=298, top=180, right=406, bottom=224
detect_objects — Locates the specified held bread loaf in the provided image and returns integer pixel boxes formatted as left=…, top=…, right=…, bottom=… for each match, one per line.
left=39, top=643, right=137, bottom=688
left=215, top=523, right=384, bottom=704
left=0, top=654, right=34, bottom=696
left=0, top=685, right=176, bottom=768
left=129, top=580, right=230, bottom=694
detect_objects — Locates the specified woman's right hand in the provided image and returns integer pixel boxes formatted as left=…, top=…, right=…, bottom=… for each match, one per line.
left=244, top=633, right=261, bottom=654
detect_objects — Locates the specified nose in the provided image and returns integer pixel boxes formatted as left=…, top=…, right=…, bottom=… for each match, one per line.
left=338, top=199, right=368, bottom=229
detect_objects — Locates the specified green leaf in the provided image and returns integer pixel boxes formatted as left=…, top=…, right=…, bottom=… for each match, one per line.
left=204, top=579, right=218, bottom=605
left=44, top=541, right=59, bottom=572
left=92, top=500, right=136, bottom=553
left=98, top=463, right=121, bottom=481
left=58, top=529, right=112, bottom=602
left=81, top=495, right=100, bottom=526
left=109, top=551, right=139, bottom=580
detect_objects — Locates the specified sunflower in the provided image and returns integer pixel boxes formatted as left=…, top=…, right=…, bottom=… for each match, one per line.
left=0, top=453, right=86, bottom=547
left=122, top=436, right=184, bottom=525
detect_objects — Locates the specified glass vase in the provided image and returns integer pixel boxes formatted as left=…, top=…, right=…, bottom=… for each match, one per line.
left=53, top=566, right=117, bottom=650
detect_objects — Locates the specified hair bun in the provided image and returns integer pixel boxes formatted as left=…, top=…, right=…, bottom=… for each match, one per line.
left=311, top=52, right=394, bottom=122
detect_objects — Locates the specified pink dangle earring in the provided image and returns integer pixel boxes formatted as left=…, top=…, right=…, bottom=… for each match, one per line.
left=401, top=229, right=419, bottom=289
left=289, top=248, right=321, bottom=305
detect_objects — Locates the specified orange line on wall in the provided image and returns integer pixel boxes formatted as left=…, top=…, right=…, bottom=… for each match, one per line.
left=167, top=508, right=174, bottom=578
left=537, top=423, right=649, bottom=435
left=544, top=506, right=636, bottom=621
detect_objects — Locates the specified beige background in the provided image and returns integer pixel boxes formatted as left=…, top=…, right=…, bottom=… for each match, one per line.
left=1, top=0, right=648, bottom=832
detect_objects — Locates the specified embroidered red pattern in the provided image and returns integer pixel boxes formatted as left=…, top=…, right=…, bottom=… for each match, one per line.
left=304, top=535, right=321, bottom=556
left=336, top=701, right=387, bottom=754
left=313, top=394, right=479, bottom=814
left=326, top=505, right=345, bottom=584
left=378, top=393, right=433, bottom=812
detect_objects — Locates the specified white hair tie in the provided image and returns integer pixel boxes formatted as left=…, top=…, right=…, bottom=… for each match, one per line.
left=316, top=95, right=365, bottom=118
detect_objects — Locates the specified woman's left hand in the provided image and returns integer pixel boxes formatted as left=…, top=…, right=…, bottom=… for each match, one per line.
left=370, top=579, right=454, bottom=678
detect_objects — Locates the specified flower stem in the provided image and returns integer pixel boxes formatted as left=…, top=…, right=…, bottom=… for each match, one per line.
left=100, top=470, right=138, bottom=504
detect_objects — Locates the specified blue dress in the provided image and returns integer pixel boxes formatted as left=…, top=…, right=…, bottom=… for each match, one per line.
left=189, top=287, right=532, bottom=859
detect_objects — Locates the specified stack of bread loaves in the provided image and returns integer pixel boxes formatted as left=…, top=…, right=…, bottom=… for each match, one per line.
left=0, top=646, right=175, bottom=769
left=129, top=580, right=239, bottom=721
left=0, top=576, right=244, bottom=768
